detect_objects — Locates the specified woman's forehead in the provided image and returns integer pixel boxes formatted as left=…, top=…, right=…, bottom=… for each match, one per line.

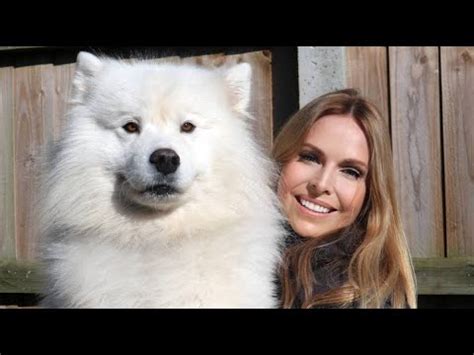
left=304, top=115, right=370, bottom=163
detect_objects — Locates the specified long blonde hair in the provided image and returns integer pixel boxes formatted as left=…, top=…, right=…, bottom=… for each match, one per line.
left=274, top=89, right=417, bottom=308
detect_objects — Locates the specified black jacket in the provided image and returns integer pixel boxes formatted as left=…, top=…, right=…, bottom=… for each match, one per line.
left=275, top=224, right=361, bottom=309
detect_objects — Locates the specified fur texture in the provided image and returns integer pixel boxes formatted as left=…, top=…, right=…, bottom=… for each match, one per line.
left=39, top=52, right=284, bottom=308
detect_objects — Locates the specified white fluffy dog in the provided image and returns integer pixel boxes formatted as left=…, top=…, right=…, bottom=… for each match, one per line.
left=39, top=52, right=283, bottom=308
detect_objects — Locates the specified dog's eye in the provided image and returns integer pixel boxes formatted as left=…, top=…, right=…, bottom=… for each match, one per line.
left=181, top=122, right=196, bottom=133
left=123, top=122, right=140, bottom=134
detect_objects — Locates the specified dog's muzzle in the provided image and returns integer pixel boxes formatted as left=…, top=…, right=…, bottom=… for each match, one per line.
left=143, top=184, right=177, bottom=196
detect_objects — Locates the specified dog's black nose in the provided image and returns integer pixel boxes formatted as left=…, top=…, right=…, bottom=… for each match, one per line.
left=149, top=149, right=180, bottom=175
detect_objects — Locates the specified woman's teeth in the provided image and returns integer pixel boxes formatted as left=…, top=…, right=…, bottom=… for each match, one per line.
left=300, top=198, right=331, bottom=213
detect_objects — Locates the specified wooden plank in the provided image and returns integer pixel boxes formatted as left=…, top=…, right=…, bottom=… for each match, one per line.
left=223, top=51, right=273, bottom=153
left=0, top=257, right=472, bottom=295
left=53, top=63, right=76, bottom=141
left=441, top=47, right=474, bottom=257
left=239, top=51, right=273, bottom=153
left=0, top=67, right=16, bottom=259
left=389, top=47, right=444, bottom=258
left=346, top=47, right=389, bottom=124
left=414, top=257, right=474, bottom=295
left=14, top=64, right=55, bottom=261
left=0, top=260, right=43, bottom=293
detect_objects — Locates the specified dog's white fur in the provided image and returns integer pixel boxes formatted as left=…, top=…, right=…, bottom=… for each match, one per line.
left=39, top=52, right=283, bottom=308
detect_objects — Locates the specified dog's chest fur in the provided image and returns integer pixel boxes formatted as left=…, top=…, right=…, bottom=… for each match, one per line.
left=50, top=226, right=275, bottom=308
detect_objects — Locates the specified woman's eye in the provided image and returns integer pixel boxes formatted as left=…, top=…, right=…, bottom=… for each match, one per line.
left=298, top=152, right=320, bottom=164
left=123, top=122, right=140, bottom=134
left=342, top=168, right=362, bottom=179
left=181, top=121, right=196, bottom=133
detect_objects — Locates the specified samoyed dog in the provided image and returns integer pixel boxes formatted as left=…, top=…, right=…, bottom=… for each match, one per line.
left=39, top=52, right=283, bottom=308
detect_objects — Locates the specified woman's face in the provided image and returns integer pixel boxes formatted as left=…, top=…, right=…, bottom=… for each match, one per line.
left=278, top=114, right=369, bottom=238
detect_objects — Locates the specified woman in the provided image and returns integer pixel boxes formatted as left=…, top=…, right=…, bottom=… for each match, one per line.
left=273, top=89, right=417, bottom=308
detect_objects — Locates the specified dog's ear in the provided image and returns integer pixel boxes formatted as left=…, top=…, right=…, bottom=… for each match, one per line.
left=224, top=63, right=252, bottom=114
left=71, top=52, right=104, bottom=104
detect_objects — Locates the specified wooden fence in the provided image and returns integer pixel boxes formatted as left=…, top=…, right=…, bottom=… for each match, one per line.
left=345, top=47, right=473, bottom=294
left=0, top=47, right=473, bottom=298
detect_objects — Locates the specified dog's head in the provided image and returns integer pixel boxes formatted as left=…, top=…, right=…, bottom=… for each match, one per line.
left=67, top=52, right=252, bottom=211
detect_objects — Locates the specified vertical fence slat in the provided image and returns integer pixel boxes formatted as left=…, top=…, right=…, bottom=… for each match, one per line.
left=389, top=47, right=444, bottom=258
left=0, top=67, right=16, bottom=259
left=236, top=51, right=273, bottom=152
left=14, top=64, right=54, bottom=260
left=53, top=63, right=76, bottom=141
left=441, top=47, right=474, bottom=257
left=346, top=47, right=389, bottom=124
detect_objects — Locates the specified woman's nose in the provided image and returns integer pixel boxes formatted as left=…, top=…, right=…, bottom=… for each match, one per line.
left=308, top=168, right=333, bottom=196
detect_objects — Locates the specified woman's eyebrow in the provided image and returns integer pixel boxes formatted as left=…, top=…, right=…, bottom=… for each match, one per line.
left=340, top=158, right=368, bottom=170
left=302, top=143, right=367, bottom=169
left=301, top=143, right=325, bottom=156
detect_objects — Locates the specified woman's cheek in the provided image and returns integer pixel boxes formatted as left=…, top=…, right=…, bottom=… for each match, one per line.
left=337, top=178, right=366, bottom=215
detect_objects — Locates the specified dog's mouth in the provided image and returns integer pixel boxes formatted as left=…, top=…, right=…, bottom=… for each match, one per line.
left=142, top=184, right=178, bottom=197
left=116, top=174, right=185, bottom=211
left=117, top=174, right=180, bottom=199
